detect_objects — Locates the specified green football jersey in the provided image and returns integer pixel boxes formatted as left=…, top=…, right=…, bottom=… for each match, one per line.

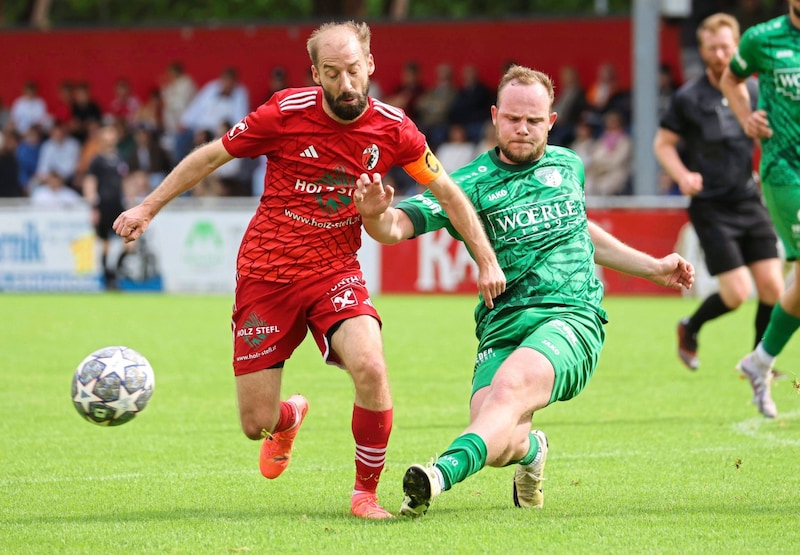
left=396, top=146, right=607, bottom=335
left=730, top=14, right=800, bottom=186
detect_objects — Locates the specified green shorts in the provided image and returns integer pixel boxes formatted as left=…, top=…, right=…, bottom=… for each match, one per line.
left=472, top=305, right=606, bottom=404
left=762, top=183, right=800, bottom=261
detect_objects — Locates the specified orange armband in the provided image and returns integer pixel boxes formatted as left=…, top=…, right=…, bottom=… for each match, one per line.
left=402, top=146, right=443, bottom=186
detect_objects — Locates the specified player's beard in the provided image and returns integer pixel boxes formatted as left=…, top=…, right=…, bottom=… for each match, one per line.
left=323, top=82, right=369, bottom=121
left=497, top=133, right=547, bottom=164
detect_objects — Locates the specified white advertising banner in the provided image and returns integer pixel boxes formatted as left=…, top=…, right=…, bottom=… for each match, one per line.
left=152, top=210, right=248, bottom=294
left=0, top=207, right=101, bottom=292
left=148, top=208, right=380, bottom=295
left=0, top=202, right=380, bottom=294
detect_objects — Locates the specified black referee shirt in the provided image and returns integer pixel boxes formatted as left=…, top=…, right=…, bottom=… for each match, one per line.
left=659, top=75, right=760, bottom=201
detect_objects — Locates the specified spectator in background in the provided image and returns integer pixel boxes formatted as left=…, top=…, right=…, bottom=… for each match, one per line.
left=568, top=117, right=597, bottom=169
left=175, top=67, right=249, bottom=161
left=584, top=110, right=632, bottom=196
left=34, top=120, right=81, bottom=193
left=415, top=62, right=457, bottom=151
left=108, top=78, right=142, bottom=126
left=188, top=128, right=227, bottom=197
left=160, top=61, right=197, bottom=155
left=0, top=130, right=23, bottom=197
left=112, top=116, right=136, bottom=165
left=50, top=81, right=75, bottom=128
left=435, top=123, right=477, bottom=173
left=262, top=66, right=289, bottom=103
left=126, top=126, right=173, bottom=197
left=15, top=125, right=42, bottom=193
left=10, top=82, right=50, bottom=134
left=449, top=64, right=493, bottom=143
left=584, top=61, right=632, bottom=130
left=549, top=64, right=586, bottom=146
left=70, top=82, right=102, bottom=143
left=135, top=88, right=165, bottom=133
left=30, top=170, right=83, bottom=208
left=83, top=124, right=129, bottom=290
left=585, top=62, right=620, bottom=115
left=385, top=60, right=425, bottom=120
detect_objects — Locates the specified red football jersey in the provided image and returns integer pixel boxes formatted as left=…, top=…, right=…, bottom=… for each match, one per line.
left=222, top=87, right=440, bottom=283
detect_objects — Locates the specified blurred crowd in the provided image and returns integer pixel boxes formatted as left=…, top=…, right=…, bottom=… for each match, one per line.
left=0, top=58, right=640, bottom=206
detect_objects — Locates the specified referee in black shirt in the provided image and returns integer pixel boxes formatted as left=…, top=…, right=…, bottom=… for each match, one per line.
left=653, top=13, right=783, bottom=371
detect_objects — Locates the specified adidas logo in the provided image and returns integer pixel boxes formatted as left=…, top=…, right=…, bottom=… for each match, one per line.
left=300, top=145, right=319, bottom=158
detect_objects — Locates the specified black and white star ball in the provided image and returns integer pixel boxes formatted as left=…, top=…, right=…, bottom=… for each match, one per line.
left=71, top=346, right=155, bottom=426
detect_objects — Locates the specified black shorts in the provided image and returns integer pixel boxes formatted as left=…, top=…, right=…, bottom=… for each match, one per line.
left=95, top=203, right=124, bottom=240
left=688, top=197, right=779, bottom=276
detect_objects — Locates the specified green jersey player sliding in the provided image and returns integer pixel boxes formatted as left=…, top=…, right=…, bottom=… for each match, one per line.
left=354, top=65, right=695, bottom=517
left=721, top=0, right=800, bottom=419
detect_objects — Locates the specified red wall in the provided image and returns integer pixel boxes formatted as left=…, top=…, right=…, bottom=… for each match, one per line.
left=380, top=208, right=690, bottom=296
left=0, top=18, right=682, bottom=113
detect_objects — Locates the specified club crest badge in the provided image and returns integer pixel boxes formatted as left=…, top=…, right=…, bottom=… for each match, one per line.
left=362, top=144, right=379, bottom=171
left=534, top=167, right=563, bottom=187
left=227, top=119, right=248, bottom=140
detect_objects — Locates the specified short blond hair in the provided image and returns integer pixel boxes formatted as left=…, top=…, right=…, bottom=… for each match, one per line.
left=497, top=65, right=555, bottom=108
left=697, top=12, right=740, bottom=45
left=306, top=21, right=371, bottom=66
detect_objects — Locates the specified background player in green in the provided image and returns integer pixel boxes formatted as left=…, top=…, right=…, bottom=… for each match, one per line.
left=354, top=65, right=695, bottom=517
left=721, top=0, right=800, bottom=419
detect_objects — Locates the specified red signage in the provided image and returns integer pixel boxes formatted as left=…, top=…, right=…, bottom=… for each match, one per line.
left=380, top=208, right=689, bottom=295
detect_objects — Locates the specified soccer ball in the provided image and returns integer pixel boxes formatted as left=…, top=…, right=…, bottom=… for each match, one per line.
left=71, top=346, right=155, bottom=426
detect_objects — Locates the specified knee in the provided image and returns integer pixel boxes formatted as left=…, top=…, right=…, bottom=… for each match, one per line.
left=349, top=356, right=388, bottom=392
left=720, top=285, right=750, bottom=308
left=758, top=280, right=784, bottom=305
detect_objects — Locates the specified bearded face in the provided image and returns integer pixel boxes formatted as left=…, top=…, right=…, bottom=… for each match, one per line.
left=495, top=126, right=548, bottom=164
left=321, top=82, right=369, bottom=121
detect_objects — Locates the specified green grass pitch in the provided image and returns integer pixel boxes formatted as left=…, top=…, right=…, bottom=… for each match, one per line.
left=1, top=293, right=798, bottom=554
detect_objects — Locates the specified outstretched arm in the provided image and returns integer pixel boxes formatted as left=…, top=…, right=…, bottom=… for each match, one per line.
left=589, top=221, right=694, bottom=290
left=424, top=172, right=506, bottom=307
left=114, top=139, right=233, bottom=243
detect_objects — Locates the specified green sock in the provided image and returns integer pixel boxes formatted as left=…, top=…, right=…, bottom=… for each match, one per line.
left=515, top=432, right=541, bottom=466
left=762, top=304, right=800, bottom=357
left=434, top=433, right=487, bottom=491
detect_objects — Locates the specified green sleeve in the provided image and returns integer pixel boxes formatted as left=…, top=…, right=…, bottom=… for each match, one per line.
left=396, top=192, right=459, bottom=240
left=730, top=28, right=759, bottom=78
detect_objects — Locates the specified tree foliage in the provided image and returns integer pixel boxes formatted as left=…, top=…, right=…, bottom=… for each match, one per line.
left=3, top=0, right=633, bottom=28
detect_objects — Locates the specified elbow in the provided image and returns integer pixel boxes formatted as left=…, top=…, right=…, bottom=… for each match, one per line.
left=366, top=230, right=404, bottom=246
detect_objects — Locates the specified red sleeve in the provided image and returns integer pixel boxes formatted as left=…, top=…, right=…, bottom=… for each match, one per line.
left=221, top=98, right=280, bottom=159
left=393, top=110, right=429, bottom=167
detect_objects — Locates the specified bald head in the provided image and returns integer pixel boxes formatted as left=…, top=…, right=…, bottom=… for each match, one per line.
left=307, top=21, right=371, bottom=66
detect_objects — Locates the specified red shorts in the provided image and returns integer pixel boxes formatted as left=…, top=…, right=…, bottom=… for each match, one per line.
left=231, top=271, right=381, bottom=375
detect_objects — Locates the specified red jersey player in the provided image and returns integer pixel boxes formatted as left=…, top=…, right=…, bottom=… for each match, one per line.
left=113, top=21, right=505, bottom=519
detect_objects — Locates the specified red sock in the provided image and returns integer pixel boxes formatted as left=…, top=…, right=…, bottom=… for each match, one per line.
left=272, top=400, right=297, bottom=433
left=351, top=405, right=393, bottom=494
